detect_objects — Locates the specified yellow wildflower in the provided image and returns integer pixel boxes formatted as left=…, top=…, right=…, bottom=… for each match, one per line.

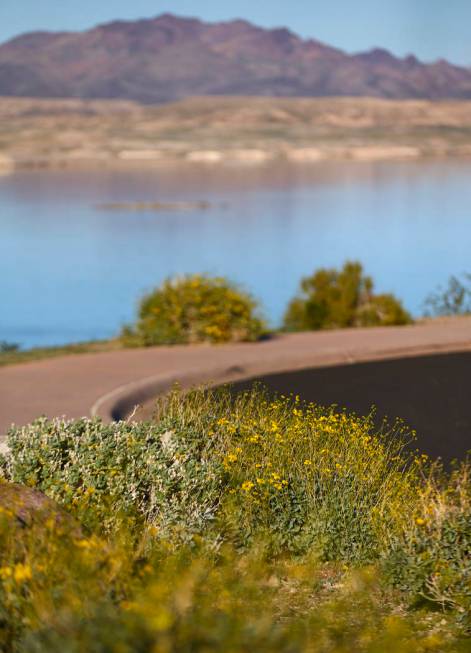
left=13, top=563, right=32, bottom=583
left=75, top=538, right=93, bottom=549
left=0, top=566, right=12, bottom=579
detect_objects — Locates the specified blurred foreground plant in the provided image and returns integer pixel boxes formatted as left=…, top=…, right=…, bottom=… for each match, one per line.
left=0, top=506, right=466, bottom=653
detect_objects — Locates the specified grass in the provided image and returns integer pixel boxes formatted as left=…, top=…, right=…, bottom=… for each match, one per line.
left=0, top=339, right=123, bottom=368
left=0, top=387, right=469, bottom=651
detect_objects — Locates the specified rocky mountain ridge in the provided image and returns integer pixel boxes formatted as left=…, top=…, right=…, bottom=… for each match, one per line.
left=1, top=14, right=471, bottom=103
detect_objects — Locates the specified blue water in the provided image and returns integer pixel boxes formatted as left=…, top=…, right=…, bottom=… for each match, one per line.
left=1, top=160, right=470, bottom=349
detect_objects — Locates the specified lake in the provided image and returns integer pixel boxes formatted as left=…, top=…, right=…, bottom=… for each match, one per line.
left=1, top=160, right=470, bottom=349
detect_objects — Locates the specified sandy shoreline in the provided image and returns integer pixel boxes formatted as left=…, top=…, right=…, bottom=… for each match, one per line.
left=3, top=95, right=471, bottom=171
left=3, top=145, right=471, bottom=173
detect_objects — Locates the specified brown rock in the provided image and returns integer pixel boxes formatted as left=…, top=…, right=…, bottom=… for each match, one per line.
left=0, top=481, right=80, bottom=532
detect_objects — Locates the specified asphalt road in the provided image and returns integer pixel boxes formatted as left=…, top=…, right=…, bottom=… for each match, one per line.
left=231, top=351, right=471, bottom=464
left=1, top=318, right=470, bottom=464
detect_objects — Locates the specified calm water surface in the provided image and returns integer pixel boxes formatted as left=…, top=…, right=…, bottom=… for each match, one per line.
left=1, top=160, right=470, bottom=349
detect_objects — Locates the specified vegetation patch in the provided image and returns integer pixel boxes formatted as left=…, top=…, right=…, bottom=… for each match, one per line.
left=122, top=274, right=266, bottom=346
left=0, top=339, right=123, bottom=368
left=284, top=261, right=411, bottom=331
left=0, top=387, right=469, bottom=650
left=425, top=273, right=471, bottom=317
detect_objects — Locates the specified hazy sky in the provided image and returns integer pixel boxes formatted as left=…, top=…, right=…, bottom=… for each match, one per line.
left=1, top=0, right=469, bottom=66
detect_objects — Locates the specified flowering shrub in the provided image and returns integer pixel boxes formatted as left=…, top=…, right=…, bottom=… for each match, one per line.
left=283, top=261, right=411, bottom=331
left=3, top=388, right=421, bottom=562
left=122, top=274, right=266, bottom=345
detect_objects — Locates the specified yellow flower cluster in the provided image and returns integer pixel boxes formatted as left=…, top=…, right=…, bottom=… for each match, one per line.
left=0, top=563, right=33, bottom=583
left=202, top=391, right=421, bottom=539
left=239, top=471, right=288, bottom=496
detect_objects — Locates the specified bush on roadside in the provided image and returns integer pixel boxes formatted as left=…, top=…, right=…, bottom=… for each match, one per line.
left=0, top=341, right=19, bottom=353
left=424, top=273, right=471, bottom=317
left=122, top=274, right=266, bottom=346
left=283, top=261, right=411, bottom=331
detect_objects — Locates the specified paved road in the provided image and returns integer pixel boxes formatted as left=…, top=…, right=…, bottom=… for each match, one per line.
left=231, top=351, right=471, bottom=464
left=1, top=318, right=471, bottom=437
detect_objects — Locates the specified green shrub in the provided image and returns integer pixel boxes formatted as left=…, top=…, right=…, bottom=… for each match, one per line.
left=284, top=261, right=411, bottom=331
left=0, top=341, right=19, bottom=354
left=424, top=273, right=471, bottom=317
left=1, top=416, right=224, bottom=537
left=122, top=274, right=266, bottom=345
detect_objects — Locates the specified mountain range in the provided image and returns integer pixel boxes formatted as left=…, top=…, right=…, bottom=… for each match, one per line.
left=1, top=13, right=471, bottom=103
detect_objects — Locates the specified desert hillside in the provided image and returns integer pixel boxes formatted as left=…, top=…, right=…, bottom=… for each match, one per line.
left=2, top=95, right=471, bottom=168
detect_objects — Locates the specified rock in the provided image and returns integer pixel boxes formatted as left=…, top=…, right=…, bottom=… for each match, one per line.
left=0, top=481, right=80, bottom=532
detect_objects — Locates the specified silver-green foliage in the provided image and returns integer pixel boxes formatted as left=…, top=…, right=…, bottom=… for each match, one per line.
left=1, top=416, right=224, bottom=537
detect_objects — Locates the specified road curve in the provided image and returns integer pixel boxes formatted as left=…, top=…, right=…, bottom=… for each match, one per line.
left=1, top=318, right=471, bottom=436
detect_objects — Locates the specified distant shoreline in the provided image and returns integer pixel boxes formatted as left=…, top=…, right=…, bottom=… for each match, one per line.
left=3, top=145, right=471, bottom=173
left=3, top=96, right=471, bottom=172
